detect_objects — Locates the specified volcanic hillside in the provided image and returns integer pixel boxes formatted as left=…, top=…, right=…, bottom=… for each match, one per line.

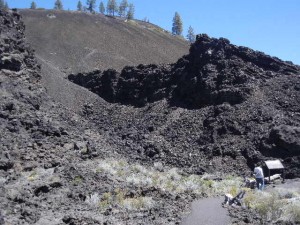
left=20, top=9, right=189, bottom=73
left=0, top=10, right=192, bottom=224
left=69, top=34, right=300, bottom=178
left=19, top=9, right=189, bottom=111
left=1, top=8, right=300, bottom=225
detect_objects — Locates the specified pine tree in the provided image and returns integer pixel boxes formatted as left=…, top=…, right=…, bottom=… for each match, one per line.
left=172, top=12, right=183, bottom=36
left=86, top=0, right=96, bottom=13
left=118, top=0, right=128, bottom=17
left=77, top=1, right=83, bottom=11
left=126, top=3, right=134, bottom=20
left=107, top=0, right=111, bottom=15
left=30, top=1, right=37, bottom=9
left=0, top=0, right=5, bottom=9
left=186, top=26, right=196, bottom=43
left=4, top=1, right=8, bottom=10
left=99, top=1, right=105, bottom=14
left=54, top=0, right=63, bottom=10
left=107, top=0, right=118, bottom=16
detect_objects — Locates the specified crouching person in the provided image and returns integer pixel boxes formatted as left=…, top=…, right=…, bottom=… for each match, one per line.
left=223, top=190, right=246, bottom=207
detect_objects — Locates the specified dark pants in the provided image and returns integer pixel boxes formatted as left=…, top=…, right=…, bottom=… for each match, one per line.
left=256, top=178, right=264, bottom=190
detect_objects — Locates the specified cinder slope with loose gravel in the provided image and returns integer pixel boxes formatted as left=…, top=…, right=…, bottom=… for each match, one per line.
left=20, top=9, right=189, bottom=73
left=19, top=9, right=189, bottom=111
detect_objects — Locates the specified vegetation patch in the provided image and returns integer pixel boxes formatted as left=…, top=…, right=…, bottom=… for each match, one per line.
left=95, top=158, right=243, bottom=196
left=243, top=188, right=300, bottom=224
left=23, top=168, right=55, bottom=183
left=85, top=188, right=155, bottom=212
left=28, top=171, right=38, bottom=181
left=72, top=175, right=83, bottom=185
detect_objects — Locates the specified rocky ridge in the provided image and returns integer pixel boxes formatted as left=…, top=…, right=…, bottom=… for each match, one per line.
left=69, top=35, right=299, bottom=108
left=69, top=34, right=300, bottom=178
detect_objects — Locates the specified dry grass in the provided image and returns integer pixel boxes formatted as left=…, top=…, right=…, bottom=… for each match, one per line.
left=85, top=188, right=155, bottom=212
left=286, top=202, right=300, bottom=223
left=244, top=189, right=300, bottom=224
left=93, top=158, right=300, bottom=223
left=95, top=158, right=243, bottom=196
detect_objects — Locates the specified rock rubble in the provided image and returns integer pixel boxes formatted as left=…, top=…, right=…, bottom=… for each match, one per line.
left=69, top=34, right=300, bottom=178
left=1, top=9, right=300, bottom=225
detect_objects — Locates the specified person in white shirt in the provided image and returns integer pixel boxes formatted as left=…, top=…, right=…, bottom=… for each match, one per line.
left=254, top=164, right=264, bottom=190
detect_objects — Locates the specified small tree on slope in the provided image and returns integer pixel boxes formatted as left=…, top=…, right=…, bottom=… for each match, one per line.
left=0, top=0, right=8, bottom=10
left=30, top=1, right=37, bottom=9
left=86, top=0, right=96, bottom=13
left=172, top=12, right=183, bottom=36
left=107, top=0, right=118, bottom=16
left=77, top=1, right=83, bottom=11
left=99, top=1, right=105, bottom=14
left=118, top=0, right=128, bottom=17
left=4, top=1, right=8, bottom=10
left=54, top=0, right=63, bottom=10
left=126, top=3, right=134, bottom=20
left=186, top=26, right=196, bottom=43
left=0, top=0, right=5, bottom=9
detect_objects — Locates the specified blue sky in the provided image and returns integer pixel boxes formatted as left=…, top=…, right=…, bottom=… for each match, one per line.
left=6, top=0, right=300, bottom=64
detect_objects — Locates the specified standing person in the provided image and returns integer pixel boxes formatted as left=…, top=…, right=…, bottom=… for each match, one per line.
left=254, top=163, right=264, bottom=190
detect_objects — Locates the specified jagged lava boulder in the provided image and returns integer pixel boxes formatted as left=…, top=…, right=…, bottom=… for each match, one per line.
left=172, top=34, right=299, bottom=108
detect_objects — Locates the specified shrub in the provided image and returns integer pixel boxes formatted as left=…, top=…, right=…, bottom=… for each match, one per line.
left=114, top=188, right=125, bottom=204
left=276, top=188, right=300, bottom=199
left=229, top=186, right=238, bottom=197
left=85, top=193, right=100, bottom=206
left=73, top=175, right=83, bottom=185
left=203, top=180, right=213, bottom=188
left=28, top=171, right=38, bottom=181
left=251, top=192, right=283, bottom=223
left=98, top=192, right=113, bottom=211
left=123, top=197, right=154, bottom=210
left=287, top=202, right=300, bottom=223
left=99, top=199, right=109, bottom=211
left=243, top=189, right=256, bottom=208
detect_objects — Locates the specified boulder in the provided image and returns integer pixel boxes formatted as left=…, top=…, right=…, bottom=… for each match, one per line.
left=269, top=125, right=300, bottom=157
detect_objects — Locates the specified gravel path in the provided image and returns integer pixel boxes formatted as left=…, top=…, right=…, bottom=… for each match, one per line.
left=273, top=178, right=300, bottom=189
left=181, top=197, right=230, bottom=225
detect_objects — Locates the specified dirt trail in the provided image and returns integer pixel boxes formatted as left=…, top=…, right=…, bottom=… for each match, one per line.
left=181, top=197, right=230, bottom=225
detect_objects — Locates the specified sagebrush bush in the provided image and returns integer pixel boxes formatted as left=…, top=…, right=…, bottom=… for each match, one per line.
left=123, top=197, right=155, bottom=210
left=244, top=190, right=300, bottom=224
left=243, top=189, right=256, bottom=208
left=254, top=192, right=282, bottom=222
left=85, top=193, right=100, bottom=207
left=286, top=202, right=300, bottom=223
